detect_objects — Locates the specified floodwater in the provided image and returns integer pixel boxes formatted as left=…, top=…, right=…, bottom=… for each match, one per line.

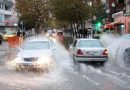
left=0, top=35, right=130, bottom=90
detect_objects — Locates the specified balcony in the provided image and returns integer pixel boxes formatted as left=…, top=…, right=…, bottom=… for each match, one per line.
left=0, top=20, right=17, bottom=27
left=0, top=22, right=5, bottom=26
left=0, top=9, right=13, bottom=15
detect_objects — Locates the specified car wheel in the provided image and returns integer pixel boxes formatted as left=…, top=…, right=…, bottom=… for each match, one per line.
left=73, top=55, right=77, bottom=65
left=100, top=62, right=105, bottom=66
left=73, top=55, right=81, bottom=71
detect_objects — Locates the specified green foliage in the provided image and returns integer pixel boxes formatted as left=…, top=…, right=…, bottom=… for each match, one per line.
left=16, top=0, right=104, bottom=29
left=50, top=0, right=90, bottom=23
left=16, top=0, right=50, bottom=29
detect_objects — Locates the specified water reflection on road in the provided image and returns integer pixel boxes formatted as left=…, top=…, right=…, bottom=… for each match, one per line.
left=0, top=36, right=129, bottom=90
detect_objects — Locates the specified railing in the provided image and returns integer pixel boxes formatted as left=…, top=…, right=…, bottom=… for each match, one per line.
left=0, top=9, right=13, bottom=15
left=0, top=22, right=5, bottom=26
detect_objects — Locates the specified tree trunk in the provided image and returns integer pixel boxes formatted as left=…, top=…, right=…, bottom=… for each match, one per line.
left=70, top=22, right=74, bottom=36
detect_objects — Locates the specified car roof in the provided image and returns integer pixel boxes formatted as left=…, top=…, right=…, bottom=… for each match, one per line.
left=76, top=38, right=99, bottom=41
left=28, top=37, right=49, bottom=43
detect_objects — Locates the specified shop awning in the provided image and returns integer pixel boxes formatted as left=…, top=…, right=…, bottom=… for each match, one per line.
left=106, top=21, right=121, bottom=25
left=101, top=25, right=114, bottom=29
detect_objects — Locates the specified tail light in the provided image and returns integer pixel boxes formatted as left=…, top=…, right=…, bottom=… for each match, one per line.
left=77, top=49, right=83, bottom=56
left=103, top=49, right=108, bottom=56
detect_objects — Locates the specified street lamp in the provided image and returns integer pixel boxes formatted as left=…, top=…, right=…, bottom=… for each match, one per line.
left=111, top=2, right=116, bottom=8
left=14, top=23, right=17, bottom=27
left=106, top=9, right=110, bottom=14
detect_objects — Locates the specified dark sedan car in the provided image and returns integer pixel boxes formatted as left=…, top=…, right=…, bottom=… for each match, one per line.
left=0, top=33, right=3, bottom=45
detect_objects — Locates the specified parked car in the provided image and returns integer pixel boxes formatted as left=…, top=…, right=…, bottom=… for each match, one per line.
left=0, top=33, right=3, bottom=45
left=69, top=38, right=108, bottom=65
left=14, top=37, right=56, bottom=71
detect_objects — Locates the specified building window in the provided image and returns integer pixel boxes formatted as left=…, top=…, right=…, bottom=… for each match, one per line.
left=0, top=3, right=5, bottom=9
left=0, top=14, right=3, bottom=21
left=117, top=0, right=124, bottom=4
left=0, top=3, right=2, bottom=9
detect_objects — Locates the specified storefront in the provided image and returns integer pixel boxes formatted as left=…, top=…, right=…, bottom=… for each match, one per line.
left=107, top=11, right=130, bottom=35
left=0, top=20, right=17, bottom=34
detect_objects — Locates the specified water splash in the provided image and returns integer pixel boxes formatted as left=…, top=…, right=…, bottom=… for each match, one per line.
left=0, top=36, right=74, bottom=87
left=100, top=34, right=130, bottom=68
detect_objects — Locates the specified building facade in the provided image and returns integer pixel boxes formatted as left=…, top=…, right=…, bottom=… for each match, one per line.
left=105, top=0, right=130, bottom=35
left=0, top=0, right=17, bottom=32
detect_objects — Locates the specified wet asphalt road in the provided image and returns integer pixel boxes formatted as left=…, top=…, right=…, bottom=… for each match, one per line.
left=0, top=39, right=130, bottom=90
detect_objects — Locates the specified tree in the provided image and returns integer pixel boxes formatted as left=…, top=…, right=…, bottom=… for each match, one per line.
left=16, top=0, right=104, bottom=37
left=15, top=0, right=50, bottom=34
left=49, top=0, right=91, bottom=37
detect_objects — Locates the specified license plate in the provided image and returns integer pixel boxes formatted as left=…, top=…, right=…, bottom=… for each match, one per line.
left=86, top=51, right=99, bottom=56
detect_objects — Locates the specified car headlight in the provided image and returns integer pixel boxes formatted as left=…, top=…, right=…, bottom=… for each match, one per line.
left=14, top=57, right=22, bottom=63
left=36, top=56, right=52, bottom=64
left=46, top=33, right=49, bottom=37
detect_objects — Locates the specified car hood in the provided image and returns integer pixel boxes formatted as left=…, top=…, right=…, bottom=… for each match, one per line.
left=18, top=50, right=53, bottom=58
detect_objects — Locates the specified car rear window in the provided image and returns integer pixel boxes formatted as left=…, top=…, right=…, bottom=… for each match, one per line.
left=78, top=40, right=102, bottom=48
left=23, top=41, right=50, bottom=50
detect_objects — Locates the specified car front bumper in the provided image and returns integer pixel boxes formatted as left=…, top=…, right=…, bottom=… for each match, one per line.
left=74, top=56, right=108, bottom=62
left=16, top=62, right=50, bottom=69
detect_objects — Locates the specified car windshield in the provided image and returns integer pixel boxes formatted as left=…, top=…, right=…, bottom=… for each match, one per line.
left=23, top=41, right=50, bottom=50
left=78, top=40, right=102, bottom=48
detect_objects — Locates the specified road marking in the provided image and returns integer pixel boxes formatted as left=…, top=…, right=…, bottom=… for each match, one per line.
left=105, top=68, right=130, bottom=79
left=87, top=66, right=127, bottom=85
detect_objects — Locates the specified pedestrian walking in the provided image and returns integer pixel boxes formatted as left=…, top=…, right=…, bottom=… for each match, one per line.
left=16, top=30, right=21, bottom=37
left=16, top=30, right=22, bottom=46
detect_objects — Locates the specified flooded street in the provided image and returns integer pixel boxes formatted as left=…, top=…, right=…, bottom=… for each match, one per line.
left=0, top=36, right=130, bottom=90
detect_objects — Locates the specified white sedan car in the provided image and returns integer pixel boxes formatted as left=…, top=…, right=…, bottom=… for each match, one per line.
left=69, top=39, right=108, bottom=65
left=14, top=37, right=56, bottom=71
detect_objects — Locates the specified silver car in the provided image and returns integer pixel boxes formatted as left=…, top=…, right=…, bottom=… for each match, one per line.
left=69, top=38, right=108, bottom=64
left=14, top=37, right=56, bottom=71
